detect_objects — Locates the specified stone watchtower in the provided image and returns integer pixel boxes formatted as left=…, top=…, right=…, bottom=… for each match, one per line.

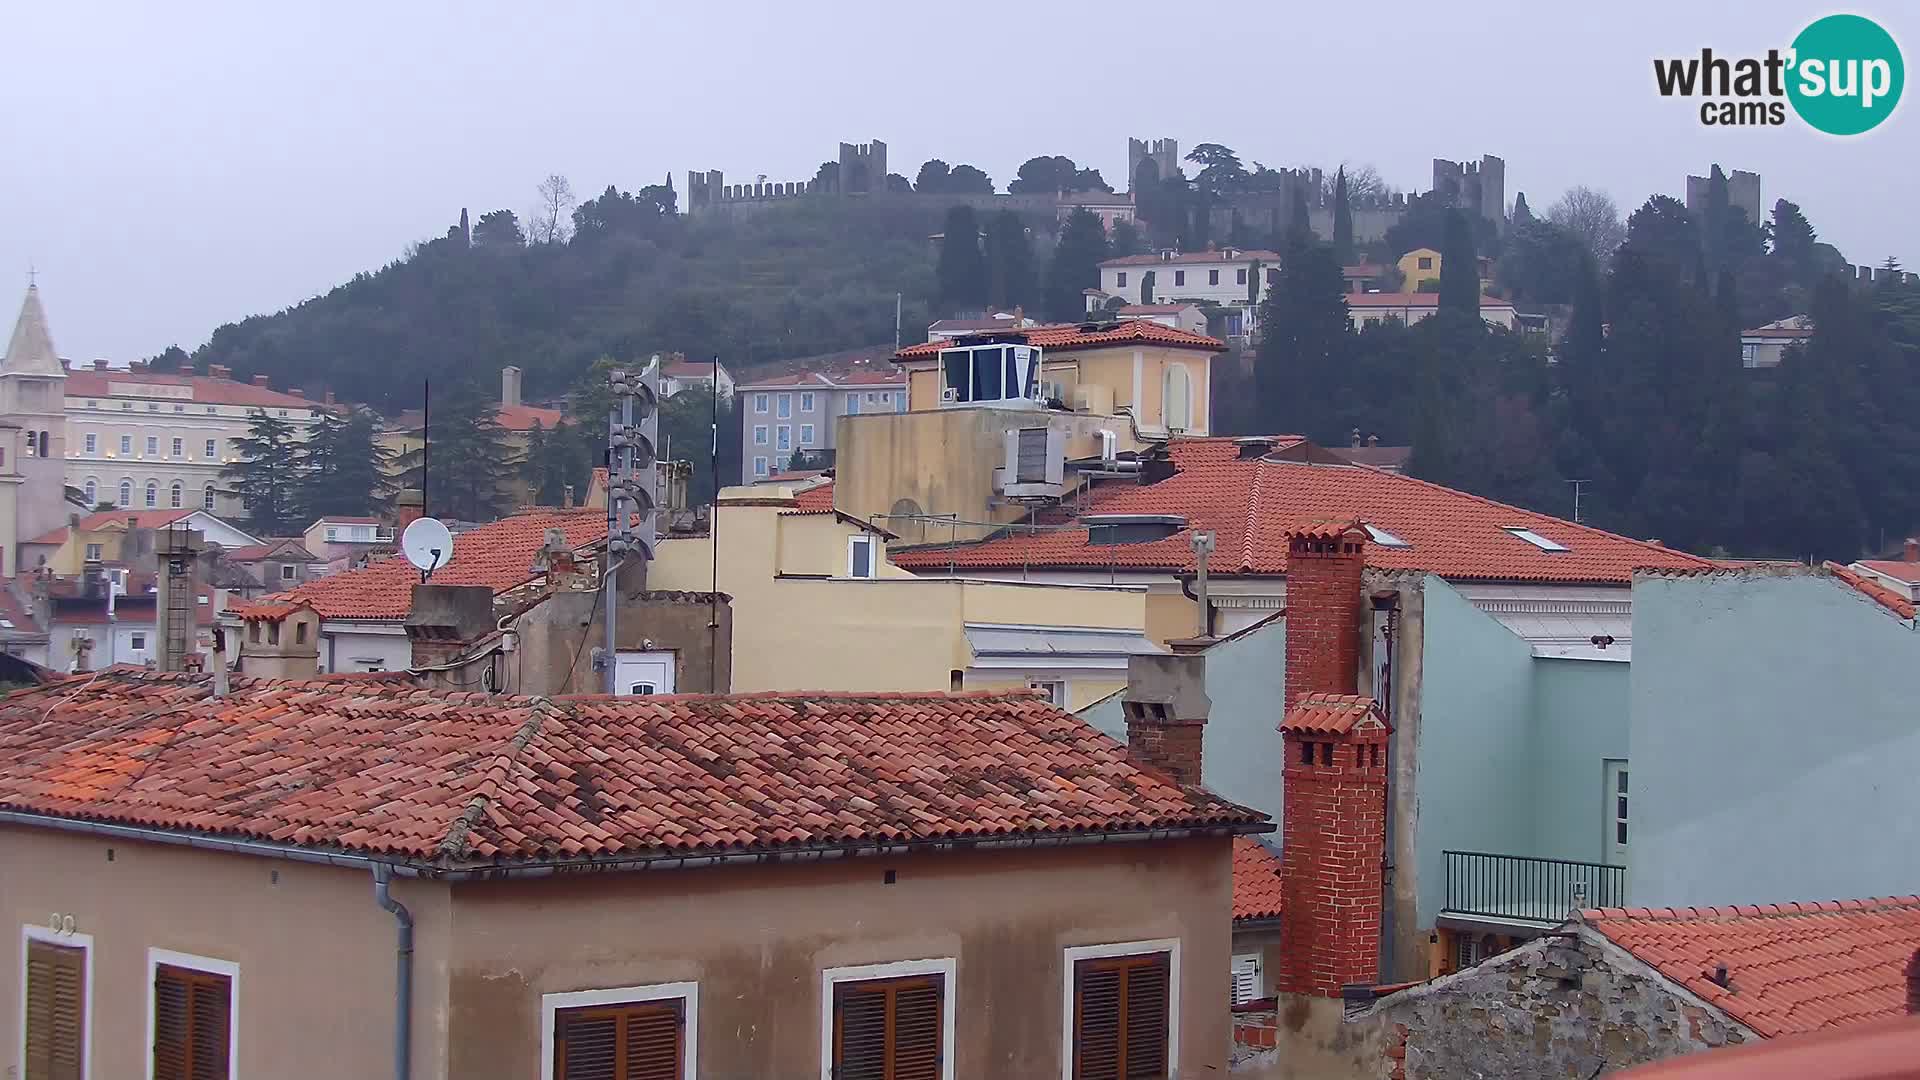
left=0, top=284, right=70, bottom=576
left=1128, top=137, right=1180, bottom=190
left=837, top=141, right=887, bottom=194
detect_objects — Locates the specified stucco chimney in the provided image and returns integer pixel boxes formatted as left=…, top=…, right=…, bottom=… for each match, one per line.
left=251, top=374, right=271, bottom=387
left=1905, top=538, right=1918, bottom=563
left=1121, top=652, right=1209, bottom=786
left=208, top=364, right=230, bottom=380
left=501, top=366, right=523, bottom=409
left=1283, top=524, right=1368, bottom=713
left=405, top=584, right=496, bottom=671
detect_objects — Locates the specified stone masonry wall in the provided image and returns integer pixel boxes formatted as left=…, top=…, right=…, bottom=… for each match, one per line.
left=1362, top=932, right=1750, bottom=1079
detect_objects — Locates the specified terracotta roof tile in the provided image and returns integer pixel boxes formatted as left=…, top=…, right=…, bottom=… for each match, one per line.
left=790, top=480, right=835, bottom=514
left=1100, top=249, right=1282, bottom=267
left=1233, top=837, right=1284, bottom=920
left=894, top=320, right=1224, bottom=360
left=1278, top=693, right=1386, bottom=735
left=0, top=675, right=1267, bottom=868
left=1854, top=559, right=1920, bottom=585
left=889, top=437, right=1714, bottom=584
left=64, top=369, right=320, bottom=409
left=1583, top=897, right=1920, bottom=1038
left=264, top=508, right=609, bottom=620
left=1824, top=562, right=1918, bottom=620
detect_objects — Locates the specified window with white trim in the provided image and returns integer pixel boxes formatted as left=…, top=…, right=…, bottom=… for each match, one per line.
left=83, top=480, right=97, bottom=505
left=541, top=982, right=696, bottom=1080
left=280, top=563, right=297, bottom=581
left=84, top=433, right=97, bottom=454
left=202, top=486, right=216, bottom=511
left=204, top=439, right=217, bottom=458
left=171, top=437, right=184, bottom=458
left=800, top=391, right=815, bottom=412
left=144, top=481, right=158, bottom=508
left=1028, top=679, right=1066, bottom=706
left=1163, top=364, right=1192, bottom=433
left=170, top=481, right=183, bottom=509
left=1230, top=954, right=1262, bottom=1005
left=799, top=424, right=814, bottom=447
left=820, top=959, right=955, bottom=1080
left=118, top=480, right=132, bottom=507
left=120, top=435, right=132, bottom=455
left=148, top=949, right=236, bottom=1080
left=777, top=393, right=791, bottom=419
left=847, top=395, right=861, bottom=415
left=776, top=426, right=791, bottom=451
left=754, top=393, right=769, bottom=414
left=753, top=456, right=768, bottom=478
left=847, top=535, right=875, bottom=579
left=1062, top=941, right=1177, bottom=1080
left=753, top=425, right=768, bottom=446
left=22, top=925, right=92, bottom=1080
left=146, top=436, right=158, bottom=456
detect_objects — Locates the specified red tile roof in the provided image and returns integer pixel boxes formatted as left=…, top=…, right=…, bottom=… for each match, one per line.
left=265, top=508, right=610, bottom=620
left=1583, top=897, right=1920, bottom=1038
left=1616, top=1016, right=1920, bottom=1079
left=0, top=674, right=1267, bottom=868
left=1853, top=559, right=1920, bottom=585
left=790, top=480, right=835, bottom=514
left=1101, top=249, right=1281, bottom=267
left=1279, top=693, right=1386, bottom=735
left=1233, top=837, right=1285, bottom=920
left=496, top=404, right=566, bottom=431
left=1825, top=562, right=1918, bottom=620
left=64, top=369, right=321, bottom=409
left=895, top=320, right=1224, bottom=360
left=889, top=438, right=1714, bottom=584
left=26, top=509, right=198, bottom=546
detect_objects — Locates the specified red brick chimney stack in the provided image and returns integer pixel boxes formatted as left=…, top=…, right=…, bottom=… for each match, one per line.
left=1283, top=524, right=1368, bottom=712
left=1121, top=653, right=1210, bottom=786
left=1906, top=947, right=1920, bottom=1015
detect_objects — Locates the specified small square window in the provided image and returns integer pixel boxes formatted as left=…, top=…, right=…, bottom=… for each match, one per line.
left=1173, top=270, right=1185, bottom=286
left=173, top=403, right=185, bottom=413
left=1237, top=269, right=1248, bottom=285
left=1418, top=256, right=1433, bottom=270
left=1209, top=269, right=1220, bottom=285
left=1117, top=272, right=1128, bottom=288
left=281, top=564, right=296, bottom=581
left=130, top=632, right=147, bottom=651
left=121, top=402, right=132, bottom=410
left=147, top=402, right=159, bottom=411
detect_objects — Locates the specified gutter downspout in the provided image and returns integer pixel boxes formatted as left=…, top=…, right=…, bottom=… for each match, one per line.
left=372, top=863, right=413, bottom=1080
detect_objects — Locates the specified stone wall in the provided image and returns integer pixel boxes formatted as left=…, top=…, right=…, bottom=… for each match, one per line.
left=1360, top=931, right=1751, bottom=1079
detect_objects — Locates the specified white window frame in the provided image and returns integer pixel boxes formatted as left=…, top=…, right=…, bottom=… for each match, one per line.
left=171, top=438, right=184, bottom=458
left=1027, top=679, right=1067, bottom=706
left=84, top=433, right=97, bottom=454
left=847, top=534, right=875, bottom=579
left=20, top=923, right=95, bottom=1080
left=120, top=435, right=132, bottom=455
left=204, top=439, right=217, bottom=459
left=753, top=456, right=768, bottom=478
left=144, top=948, right=238, bottom=1080
left=1059, top=938, right=1181, bottom=1080
left=818, top=957, right=956, bottom=1080
left=847, top=395, right=861, bottom=415
left=777, top=393, right=792, bottom=418
left=1230, top=953, right=1263, bottom=1006
left=799, top=424, right=814, bottom=447
left=754, top=392, right=769, bottom=414
left=776, top=425, right=791, bottom=451
left=753, top=425, right=768, bottom=446
left=539, top=980, right=698, bottom=1080
left=146, top=436, right=158, bottom=456
left=280, top=563, right=297, bottom=581
left=202, top=486, right=216, bottom=511
left=800, top=391, right=815, bottom=413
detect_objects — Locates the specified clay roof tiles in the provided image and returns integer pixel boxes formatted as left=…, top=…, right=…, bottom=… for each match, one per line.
left=889, top=437, right=1715, bottom=584
left=63, top=368, right=319, bottom=409
left=1583, top=897, right=1920, bottom=1039
left=789, top=480, right=835, bottom=514
left=0, top=674, right=1267, bottom=869
left=1824, top=561, right=1918, bottom=620
left=894, top=320, right=1224, bottom=360
left=1233, top=837, right=1285, bottom=920
left=264, top=508, right=610, bottom=620
left=1278, top=693, right=1385, bottom=735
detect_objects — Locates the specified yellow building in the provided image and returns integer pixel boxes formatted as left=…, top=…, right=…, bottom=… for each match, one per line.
left=1398, top=247, right=1443, bottom=291
left=835, top=320, right=1225, bottom=545
left=646, top=479, right=1154, bottom=708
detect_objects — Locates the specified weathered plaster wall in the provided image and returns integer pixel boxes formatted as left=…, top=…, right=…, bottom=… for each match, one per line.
left=1630, top=571, right=1920, bottom=906
left=1361, top=931, right=1749, bottom=1079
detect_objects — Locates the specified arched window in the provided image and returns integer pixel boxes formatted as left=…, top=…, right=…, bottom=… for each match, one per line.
left=118, top=480, right=132, bottom=507
left=1163, top=363, right=1192, bottom=433
left=38, top=431, right=49, bottom=456
left=144, top=481, right=158, bottom=508
left=203, top=485, right=216, bottom=511
left=83, top=479, right=97, bottom=505
left=169, top=481, right=184, bottom=509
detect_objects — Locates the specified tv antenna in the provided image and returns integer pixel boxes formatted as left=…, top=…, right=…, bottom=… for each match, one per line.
left=402, top=517, right=453, bottom=582
left=1565, top=479, right=1591, bottom=524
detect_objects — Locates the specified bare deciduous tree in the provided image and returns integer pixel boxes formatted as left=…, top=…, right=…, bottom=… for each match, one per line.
left=1548, top=186, right=1627, bottom=264
left=1321, top=163, right=1397, bottom=207
left=529, top=174, right=576, bottom=245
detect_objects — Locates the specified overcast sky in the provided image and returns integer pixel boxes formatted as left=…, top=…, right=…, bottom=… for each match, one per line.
left=5, top=1, right=1915, bottom=362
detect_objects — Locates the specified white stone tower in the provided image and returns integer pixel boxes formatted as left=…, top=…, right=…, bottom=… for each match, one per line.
left=0, top=284, right=71, bottom=574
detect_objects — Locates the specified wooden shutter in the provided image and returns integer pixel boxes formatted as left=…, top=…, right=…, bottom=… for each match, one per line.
left=554, top=1000, right=684, bottom=1080
left=832, top=975, right=943, bottom=1080
left=24, top=940, right=85, bottom=1080
left=1073, top=953, right=1170, bottom=1080
left=152, top=964, right=230, bottom=1080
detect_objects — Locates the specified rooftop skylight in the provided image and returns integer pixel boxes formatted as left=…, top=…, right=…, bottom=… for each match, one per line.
left=1505, top=527, right=1570, bottom=552
left=1364, top=525, right=1411, bottom=549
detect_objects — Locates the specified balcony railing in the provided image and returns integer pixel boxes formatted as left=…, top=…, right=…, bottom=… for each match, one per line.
left=1442, top=850, right=1626, bottom=924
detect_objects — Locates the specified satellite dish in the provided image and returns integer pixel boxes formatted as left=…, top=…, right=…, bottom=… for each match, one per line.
left=402, top=517, right=454, bottom=577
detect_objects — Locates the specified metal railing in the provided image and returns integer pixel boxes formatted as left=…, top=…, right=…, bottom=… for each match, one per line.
left=1442, top=850, right=1626, bottom=923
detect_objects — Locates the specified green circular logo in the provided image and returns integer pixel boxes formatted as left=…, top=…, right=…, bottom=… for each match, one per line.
left=1787, top=14, right=1904, bottom=135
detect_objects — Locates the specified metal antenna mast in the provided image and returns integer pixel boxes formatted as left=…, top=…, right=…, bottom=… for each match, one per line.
left=1565, top=479, right=1591, bottom=524
left=592, top=366, right=659, bottom=694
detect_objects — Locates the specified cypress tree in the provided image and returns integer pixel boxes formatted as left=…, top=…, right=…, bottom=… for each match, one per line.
left=1331, top=168, right=1355, bottom=265
left=936, top=206, right=989, bottom=311
left=1438, top=209, right=1480, bottom=316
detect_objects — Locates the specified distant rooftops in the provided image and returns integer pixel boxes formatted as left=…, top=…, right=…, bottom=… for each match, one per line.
left=1345, top=292, right=1517, bottom=310
left=895, top=319, right=1224, bottom=361
left=1100, top=247, right=1282, bottom=268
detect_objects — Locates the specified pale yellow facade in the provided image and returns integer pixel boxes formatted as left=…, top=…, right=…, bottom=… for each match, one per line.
left=902, top=344, right=1213, bottom=437
left=646, top=486, right=1145, bottom=708
left=1399, top=247, right=1443, bottom=289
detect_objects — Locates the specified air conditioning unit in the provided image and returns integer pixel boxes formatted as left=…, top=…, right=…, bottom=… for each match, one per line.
left=941, top=386, right=958, bottom=403
left=1001, top=427, right=1066, bottom=501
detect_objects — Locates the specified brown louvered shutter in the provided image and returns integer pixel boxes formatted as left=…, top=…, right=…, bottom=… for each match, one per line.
left=24, top=939, right=86, bottom=1080
left=832, top=975, right=943, bottom=1080
left=554, top=1000, right=684, bottom=1080
left=152, top=964, right=230, bottom=1080
left=1073, top=954, right=1170, bottom=1080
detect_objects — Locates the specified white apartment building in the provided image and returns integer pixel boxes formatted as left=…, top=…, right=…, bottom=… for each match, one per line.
left=1089, top=248, right=1282, bottom=342
left=61, top=360, right=323, bottom=518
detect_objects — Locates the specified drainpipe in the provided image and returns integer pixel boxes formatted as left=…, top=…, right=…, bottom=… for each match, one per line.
left=371, top=863, right=413, bottom=1080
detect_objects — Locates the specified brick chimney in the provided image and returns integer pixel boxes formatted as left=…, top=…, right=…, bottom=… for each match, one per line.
left=501, top=366, right=523, bottom=409
left=1276, top=522, right=1386, bottom=998
left=395, top=489, right=424, bottom=531
left=1121, top=652, right=1209, bottom=786
left=1904, top=538, right=1918, bottom=563
left=1283, top=524, right=1368, bottom=712
left=208, top=364, right=231, bottom=380
left=1907, top=947, right=1920, bottom=1016
left=251, top=374, right=271, bottom=387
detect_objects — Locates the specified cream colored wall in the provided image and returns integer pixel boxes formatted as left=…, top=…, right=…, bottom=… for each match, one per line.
left=1145, top=587, right=1203, bottom=647
left=965, top=672, right=1127, bottom=712
left=772, top=511, right=912, bottom=580
left=445, top=838, right=1236, bottom=1079
left=0, top=826, right=452, bottom=1080
left=906, top=366, right=942, bottom=411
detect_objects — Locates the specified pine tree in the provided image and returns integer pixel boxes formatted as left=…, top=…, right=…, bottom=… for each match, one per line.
left=1110, top=219, right=1144, bottom=258
left=984, top=210, right=1037, bottom=310
left=1511, top=192, right=1534, bottom=225
left=1043, top=208, right=1109, bottom=321
left=1438, top=210, right=1480, bottom=316
left=936, top=206, right=988, bottom=312
left=221, top=412, right=305, bottom=535
left=414, top=380, right=520, bottom=522
left=296, top=408, right=394, bottom=521
left=1331, top=168, right=1355, bottom=266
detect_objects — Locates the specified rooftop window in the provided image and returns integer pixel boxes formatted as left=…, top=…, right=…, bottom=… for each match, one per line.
left=1504, top=527, right=1569, bottom=552
left=1364, top=525, right=1412, bottom=549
